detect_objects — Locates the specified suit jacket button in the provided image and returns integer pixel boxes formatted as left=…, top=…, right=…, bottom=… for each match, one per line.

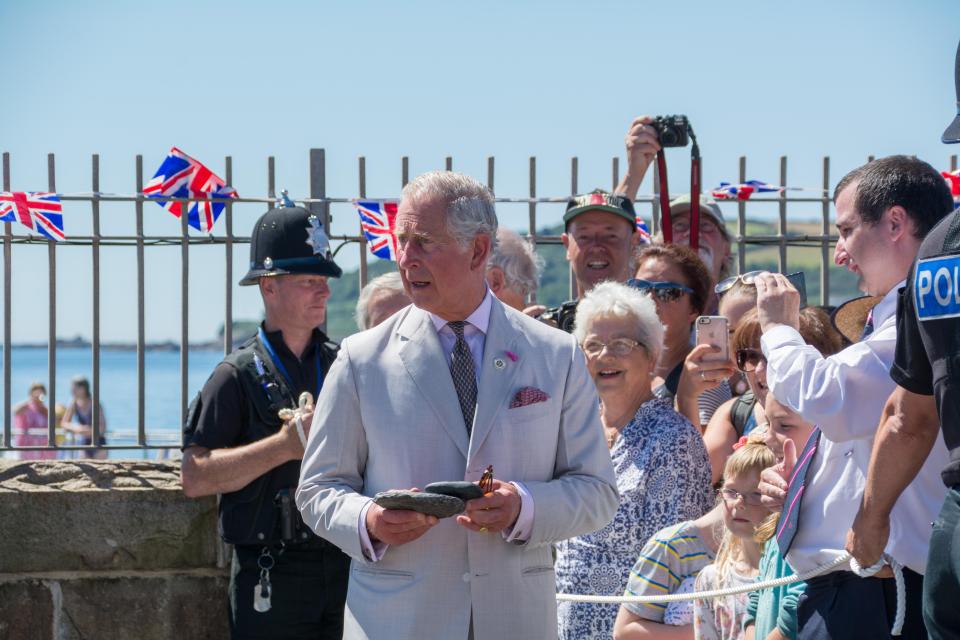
left=462, top=572, right=471, bottom=582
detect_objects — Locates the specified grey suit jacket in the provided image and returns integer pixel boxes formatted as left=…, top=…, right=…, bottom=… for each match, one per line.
left=296, top=297, right=618, bottom=640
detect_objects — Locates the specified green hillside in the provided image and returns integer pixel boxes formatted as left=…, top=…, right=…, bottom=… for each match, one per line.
left=321, top=219, right=861, bottom=342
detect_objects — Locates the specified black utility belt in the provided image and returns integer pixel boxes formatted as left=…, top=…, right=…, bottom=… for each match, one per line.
left=233, top=535, right=335, bottom=553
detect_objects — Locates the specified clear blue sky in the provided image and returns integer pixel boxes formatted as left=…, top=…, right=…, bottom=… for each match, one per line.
left=1, top=0, right=958, bottom=342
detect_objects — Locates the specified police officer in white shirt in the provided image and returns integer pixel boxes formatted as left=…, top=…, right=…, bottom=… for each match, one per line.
left=754, top=155, right=954, bottom=639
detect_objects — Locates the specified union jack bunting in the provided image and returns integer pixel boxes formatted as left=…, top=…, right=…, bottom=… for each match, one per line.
left=711, top=180, right=783, bottom=201
left=942, top=170, right=960, bottom=197
left=635, top=217, right=652, bottom=244
left=143, top=147, right=238, bottom=233
left=354, top=200, right=399, bottom=260
left=0, top=192, right=65, bottom=241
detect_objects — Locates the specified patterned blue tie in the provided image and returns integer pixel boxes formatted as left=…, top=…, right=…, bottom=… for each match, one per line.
left=447, top=321, right=477, bottom=435
left=775, top=428, right=821, bottom=555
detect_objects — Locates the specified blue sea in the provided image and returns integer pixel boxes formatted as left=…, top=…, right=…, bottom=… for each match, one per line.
left=2, top=347, right=226, bottom=459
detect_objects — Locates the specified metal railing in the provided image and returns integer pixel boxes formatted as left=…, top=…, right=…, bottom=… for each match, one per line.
left=2, top=149, right=957, bottom=454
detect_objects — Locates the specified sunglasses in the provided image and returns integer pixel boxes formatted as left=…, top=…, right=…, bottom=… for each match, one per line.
left=715, top=270, right=765, bottom=295
left=736, top=348, right=766, bottom=372
left=627, top=278, right=695, bottom=303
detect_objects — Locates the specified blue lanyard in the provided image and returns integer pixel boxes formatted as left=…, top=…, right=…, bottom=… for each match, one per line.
left=257, top=327, right=324, bottom=399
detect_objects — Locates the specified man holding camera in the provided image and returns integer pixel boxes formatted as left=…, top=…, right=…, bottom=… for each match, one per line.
left=180, top=206, right=350, bottom=639
left=616, top=116, right=733, bottom=313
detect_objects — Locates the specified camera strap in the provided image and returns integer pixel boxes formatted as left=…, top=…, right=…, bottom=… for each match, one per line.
left=655, top=126, right=702, bottom=251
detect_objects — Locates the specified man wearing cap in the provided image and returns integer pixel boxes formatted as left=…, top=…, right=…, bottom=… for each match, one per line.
left=755, top=156, right=953, bottom=638
left=530, top=189, right=644, bottom=329
left=617, top=116, right=733, bottom=312
left=181, top=206, right=350, bottom=639
left=846, top=45, right=960, bottom=638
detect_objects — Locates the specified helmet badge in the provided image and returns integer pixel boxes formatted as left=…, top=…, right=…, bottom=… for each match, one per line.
left=306, top=215, right=331, bottom=257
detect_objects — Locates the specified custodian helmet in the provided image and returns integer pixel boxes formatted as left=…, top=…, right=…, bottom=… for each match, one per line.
left=239, top=206, right=342, bottom=285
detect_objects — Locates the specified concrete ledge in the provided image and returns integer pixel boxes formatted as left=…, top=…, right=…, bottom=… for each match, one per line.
left=0, top=460, right=219, bottom=573
left=0, top=569, right=229, bottom=640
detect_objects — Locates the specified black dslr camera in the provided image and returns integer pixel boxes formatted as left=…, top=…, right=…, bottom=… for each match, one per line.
left=651, top=115, right=690, bottom=148
left=539, top=300, right=579, bottom=333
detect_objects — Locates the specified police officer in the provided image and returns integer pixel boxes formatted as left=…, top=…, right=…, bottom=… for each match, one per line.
left=846, top=41, right=960, bottom=639
left=181, top=205, right=350, bottom=639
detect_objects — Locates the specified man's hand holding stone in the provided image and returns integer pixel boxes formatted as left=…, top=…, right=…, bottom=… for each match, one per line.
left=366, top=494, right=439, bottom=546
left=457, top=479, right=521, bottom=534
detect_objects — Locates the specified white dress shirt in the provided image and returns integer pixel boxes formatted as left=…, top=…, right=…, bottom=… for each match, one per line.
left=358, top=289, right=535, bottom=560
left=761, top=281, right=948, bottom=574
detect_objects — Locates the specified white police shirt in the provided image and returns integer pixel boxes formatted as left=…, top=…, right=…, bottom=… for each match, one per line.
left=761, top=281, right=949, bottom=574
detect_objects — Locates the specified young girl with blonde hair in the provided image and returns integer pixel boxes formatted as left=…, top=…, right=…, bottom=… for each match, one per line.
left=693, top=441, right=775, bottom=640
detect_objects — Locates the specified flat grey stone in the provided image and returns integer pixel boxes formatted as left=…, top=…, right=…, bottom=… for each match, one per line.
left=424, top=481, right=484, bottom=502
left=373, top=490, right=465, bottom=518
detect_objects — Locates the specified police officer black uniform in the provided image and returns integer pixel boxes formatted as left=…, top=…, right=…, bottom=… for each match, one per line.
left=182, top=205, right=350, bottom=639
left=890, top=207, right=960, bottom=635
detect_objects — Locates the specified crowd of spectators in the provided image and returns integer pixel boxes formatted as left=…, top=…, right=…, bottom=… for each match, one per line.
left=341, top=118, right=956, bottom=639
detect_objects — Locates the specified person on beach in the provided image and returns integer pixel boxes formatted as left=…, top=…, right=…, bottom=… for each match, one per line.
left=13, top=382, right=56, bottom=460
left=62, top=376, right=107, bottom=459
left=180, top=205, right=350, bottom=639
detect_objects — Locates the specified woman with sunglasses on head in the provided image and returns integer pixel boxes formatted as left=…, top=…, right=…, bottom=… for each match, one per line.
left=555, top=281, right=713, bottom=640
left=702, top=307, right=843, bottom=484
left=631, top=244, right=736, bottom=431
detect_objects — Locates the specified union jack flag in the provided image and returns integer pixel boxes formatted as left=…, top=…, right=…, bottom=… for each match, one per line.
left=0, top=192, right=65, bottom=241
left=942, top=170, right=960, bottom=197
left=712, top=180, right=782, bottom=201
left=635, top=217, right=652, bottom=244
left=143, top=147, right=238, bottom=233
left=354, top=200, right=399, bottom=260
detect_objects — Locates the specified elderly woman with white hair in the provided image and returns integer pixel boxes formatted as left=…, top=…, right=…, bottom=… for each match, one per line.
left=555, top=281, right=714, bottom=640
left=354, top=271, right=411, bottom=331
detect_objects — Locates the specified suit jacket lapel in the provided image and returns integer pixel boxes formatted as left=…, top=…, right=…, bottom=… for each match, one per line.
left=397, top=307, right=470, bottom=459
left=469, top=299, right=523, bottom=460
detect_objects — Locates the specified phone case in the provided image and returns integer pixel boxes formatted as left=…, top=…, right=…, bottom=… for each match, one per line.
left=696, top=317, right=729, bottom=362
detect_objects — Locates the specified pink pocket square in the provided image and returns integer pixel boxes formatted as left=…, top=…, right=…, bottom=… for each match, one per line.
left=509, top=386, right=549, bottom=409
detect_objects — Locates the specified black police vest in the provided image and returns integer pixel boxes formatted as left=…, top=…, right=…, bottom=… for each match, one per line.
left=188, top=334, right=338, bottom=546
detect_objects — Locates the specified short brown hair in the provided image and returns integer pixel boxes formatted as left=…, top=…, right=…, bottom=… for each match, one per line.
left=635, top=243, right=712, bottom=316
left=734, top=306, right=844, bottom=356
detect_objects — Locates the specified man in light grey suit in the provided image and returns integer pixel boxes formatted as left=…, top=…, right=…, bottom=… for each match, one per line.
left=296, top=171, right=619, bottom=639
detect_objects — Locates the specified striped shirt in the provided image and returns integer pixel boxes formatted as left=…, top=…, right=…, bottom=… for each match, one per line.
left=623, top=520, right=716, bottom=622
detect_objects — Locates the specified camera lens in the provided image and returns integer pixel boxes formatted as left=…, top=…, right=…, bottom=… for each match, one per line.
left=660, top=128, right=678, bottom=146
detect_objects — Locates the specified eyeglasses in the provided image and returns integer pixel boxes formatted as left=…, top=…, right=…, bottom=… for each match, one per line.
left=582, top=337, right=644, bottom=358
left=736, top=348, right=766, bottom=372
left=717, top=488, right=765, bottom=506
left=626, top=278, right=695, bottom=303
left=672, top=218, right=719, bottom=236
left=715, top=270, right=765, bottom=295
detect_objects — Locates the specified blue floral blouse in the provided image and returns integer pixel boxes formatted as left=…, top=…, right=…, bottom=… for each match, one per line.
left=555, top=396, right=714, bottom=640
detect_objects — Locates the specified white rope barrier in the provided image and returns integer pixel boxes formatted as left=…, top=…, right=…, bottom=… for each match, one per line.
left=556, top=553, right=851, bottom=605
left=850, top=553, right=906, bottom=636
left=557, top=551, right=906, bottom=636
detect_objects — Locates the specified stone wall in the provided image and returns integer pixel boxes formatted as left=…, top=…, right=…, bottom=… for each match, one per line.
left=0, top=460, right=228, bottom=639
